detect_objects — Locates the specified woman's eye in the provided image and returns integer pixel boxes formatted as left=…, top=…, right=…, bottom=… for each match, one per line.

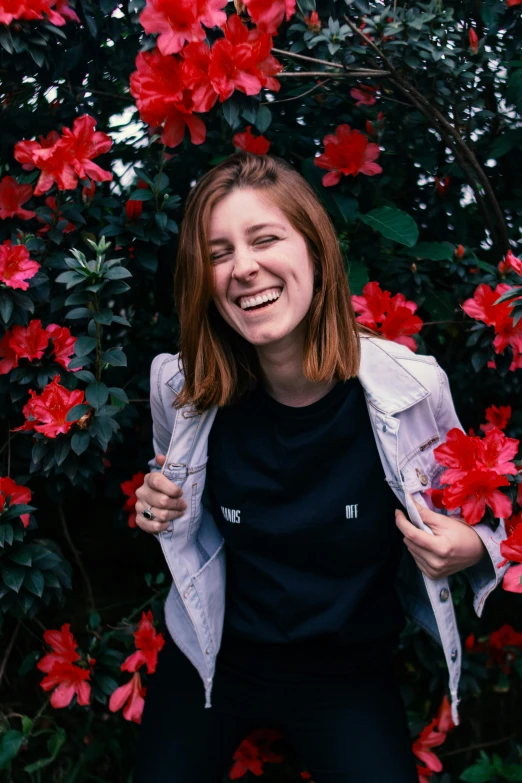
left=210, top=237, right=278, bottom=262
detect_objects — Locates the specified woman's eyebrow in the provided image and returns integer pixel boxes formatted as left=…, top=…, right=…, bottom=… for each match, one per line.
left=209, top=222, right=286, bottom=246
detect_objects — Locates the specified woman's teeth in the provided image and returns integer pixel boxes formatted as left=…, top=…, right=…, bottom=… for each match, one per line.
left=239, top=289, right=282, bottom=311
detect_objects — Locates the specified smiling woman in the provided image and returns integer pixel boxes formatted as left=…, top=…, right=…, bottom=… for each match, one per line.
left=132, top=151, right=507, bottom=783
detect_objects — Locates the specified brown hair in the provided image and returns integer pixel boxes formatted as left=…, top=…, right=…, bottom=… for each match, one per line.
left=173, top=150, right=365, bottom=412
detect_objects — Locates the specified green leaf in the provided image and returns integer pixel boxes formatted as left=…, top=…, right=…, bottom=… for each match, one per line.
left=71, top=430, right=90, bottom=456
left=155, top=211, right=168, bottom=231
left=255, top=105, right=272, bottom=134
left=347, top=260, right=369, bottom=295
left=359, top=207, right=419, bottom=247
left=0, top=730, right=24, bottom=770
left=222, top=96, right=241, bottom=128
left=23, top=729, right=66, bottom=774
left=104, top=266, right=132, bottom=280
left=96, top=674, right=120, bottom=696
left=66, top=307, right=92, bottom=320
left=86, top=382, right=109, bottom=409
left=404, top=242, right=454, bottom=261
left=129, top=189, right=154, bottom=201
left=66, top=403, right=90, bottom=422
left=8, top=546, right=32, bottom=567
left=0, top=524, right=14, bottom=547
left=0, top=292, right=14, bottom=324
left=2, top=564, right=25, bottom=593
left=101, top=348, right=127, bottom=367
left=92, top=308, right=113, bottom=325
left=24, top=569, right=45, bottom=597
left=54, top=437, right=71, bottom=466
left=74, top=336, right=97, bottom=357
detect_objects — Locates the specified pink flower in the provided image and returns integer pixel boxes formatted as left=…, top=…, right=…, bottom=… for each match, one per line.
left=109, top=672, right=146, bottom=724
left=121, top=610, right=165, bottom=674
left=0, top=240, right=40, bottom=290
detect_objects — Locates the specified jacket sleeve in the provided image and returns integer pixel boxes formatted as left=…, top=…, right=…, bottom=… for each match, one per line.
left=433, top=364, right=513, bottom=617
left=147, top=353, right=176, bottom=474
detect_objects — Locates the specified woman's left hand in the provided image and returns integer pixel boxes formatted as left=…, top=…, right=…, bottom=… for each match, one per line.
left=395, top=498, right=488, bottom=579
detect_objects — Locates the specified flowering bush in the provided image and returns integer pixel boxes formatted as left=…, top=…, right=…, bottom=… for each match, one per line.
left=1, top=0, right=522, bottom=779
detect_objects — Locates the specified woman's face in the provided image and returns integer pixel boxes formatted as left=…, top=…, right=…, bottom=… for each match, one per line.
left=208, top=188, right=315, bottom=350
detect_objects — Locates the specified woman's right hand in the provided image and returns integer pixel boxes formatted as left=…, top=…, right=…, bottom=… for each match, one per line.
left=135, top=454, right=188, bottom=534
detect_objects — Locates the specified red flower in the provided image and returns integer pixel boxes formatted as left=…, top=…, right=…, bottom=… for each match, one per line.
left=350, top=84, right=377, bottom=107
left=11, top=375, right=85, bottom=438
left=121, top=610, right=165, bottom=674
left=242, top=0, right=296, bottom=35
left=40, top=660, right=91, bottom=708
left=507, top=0, right=522, bottom=6
left=498, top=249, right=522, bottom=276
left=0, top=476, right=32, bottom=528
left=208, top=14, right=282, bottom=102
left=14, top=115, right=112, bottom=196
left=139, top=0, right=228, bottom=56
left=37, top=623, right=80, bottom=671
left=37, top=624, right=91, bottom=709
left=130, top=49, right=208, bottom=148
left=314, top=124, right=382, bottom=186
left=182, top=41, right=220, bottom=113
left=125, top=199, right=143, bottom=222
left=45, top=323, right=77, bottom=371
left=434, top=175, right=450, bottom=196
left=352, top=281, right=422, bottom=352
left=469, top=27, right=479, bottom=54
left=502, top=564, right=522, bottom=593
left=109, top=672, right=146, bottom=724
left=0, top=330, right=19, bottom=374
left=433, top=429, right=481, bottom=484
left=121, top=471, right=146, bottom=528
left=412, top=718, right=445, bottom=775
left=455, top=244, right=465, bottom=259
left=229, top=729, right=284, bottom=779
left=232, top=125, right=270, bottom=154
left=0, top=0, right=78, bottom=25
left=481, top=405, right=512, bottom=433
left=9, top=319, right=50, bottom=362
left=36, top=196, right=76, bottom=235
left=0, top=240, right=40, bottom=290
left=81, top=180, right=96, bottom=203
left=499, top=523, right=522, bottom=566
left=462, top=283, right=522, bottom=372
left=304, top=9, right=320, bottom=32
left=443, top=469, right=511, bottom=525
left=0, top=176, right=35, bottom=220
left=436, top=695, right=455, bottom=734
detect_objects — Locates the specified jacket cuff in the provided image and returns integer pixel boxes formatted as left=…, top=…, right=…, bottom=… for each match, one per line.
left=462, top=520, right=511, bottom=617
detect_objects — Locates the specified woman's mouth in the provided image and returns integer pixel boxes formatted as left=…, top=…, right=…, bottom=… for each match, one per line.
left=236, top=288, right=283, bottom=313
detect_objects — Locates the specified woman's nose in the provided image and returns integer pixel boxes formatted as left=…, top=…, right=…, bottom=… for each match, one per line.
left=231, top=251, right=259, bottom=280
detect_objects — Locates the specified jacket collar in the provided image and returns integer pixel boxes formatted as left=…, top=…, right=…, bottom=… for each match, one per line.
left=165, top=337, right=430, bottom=417
left=358, top=337, right=430, bottom=415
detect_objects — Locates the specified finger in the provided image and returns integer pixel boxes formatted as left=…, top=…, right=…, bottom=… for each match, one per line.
left=137, top=485, right=187, bottom=513
left=143, top=471, right=184, bottom=498
left=395, top=509, right=425, bottom=545
left=404, top=541, right=446, bottom=578
left=155, top=454, right=166, bottom=466
left=404, top=547, right=436, bottom=579
left=135, top=499, right=186, bottom=526
left=135, top=512, right=171, bottom=534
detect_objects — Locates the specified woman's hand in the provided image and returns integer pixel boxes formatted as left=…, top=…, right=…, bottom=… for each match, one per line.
left=395, top=498, right=487, bottom=580
left=135, top=454, right=187, bottom=534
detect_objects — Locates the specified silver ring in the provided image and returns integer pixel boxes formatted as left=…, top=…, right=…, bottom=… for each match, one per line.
left=142, top=506, right=156, bottom=521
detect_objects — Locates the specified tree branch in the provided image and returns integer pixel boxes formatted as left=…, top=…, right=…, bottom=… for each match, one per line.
left=0, top=620, right=20, bottom=691
left=58, top=504, right=96, bottom=614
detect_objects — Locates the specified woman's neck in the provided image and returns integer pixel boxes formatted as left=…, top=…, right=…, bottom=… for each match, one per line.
left=256, top=341, right=336, bottom=408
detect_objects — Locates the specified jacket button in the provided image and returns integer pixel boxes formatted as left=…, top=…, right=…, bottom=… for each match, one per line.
left=451, top=648, right=458, bottom=662
left=382, top=425, right=387, bottom=432
left=439, top=588, right=450, bottom=602
left=419, top=473, right=428, bottom=485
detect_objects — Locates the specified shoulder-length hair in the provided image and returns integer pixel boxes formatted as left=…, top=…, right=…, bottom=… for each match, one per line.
left=173, top=150, right=364, bottom=411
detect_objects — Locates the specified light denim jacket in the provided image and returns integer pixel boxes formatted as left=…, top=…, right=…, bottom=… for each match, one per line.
left=147, top=336, right=512, bottom=725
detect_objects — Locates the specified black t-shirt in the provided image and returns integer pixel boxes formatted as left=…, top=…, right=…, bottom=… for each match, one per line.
left=206, top=377, right=406, bottom=647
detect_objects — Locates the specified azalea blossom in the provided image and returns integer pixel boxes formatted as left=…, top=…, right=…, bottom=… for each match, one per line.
left=11, top=375, right=85, bottom=438
left=455, top=244, right=465, bottom=259
left=0, top=176, right=35, bottom=220
left=0, top=320, right=77, bottom=375
left=130, top=49, right=208, bottom=149
left=469, top=27, right=479, bottom=54
left=109, top=671, right=146, bottom=724
left=304, top=9, right=321, bottom=32
left=0, top=240, right=40, bottom=290
left=434, top=175, right=450, bottom=196
left=466, top=624, right=522, bottom=669
left=121, top=610, right=165, bottom=674
left=139, top=0, right=228, bottom=56
left=350, top=84, right=377, bottom=107
left=498, top=249, right=522, bottom=276
left=412, top=718, right=445, bottom=775
left=506, top=0, right=521, bottom=8
left=208, top=14, right=282, bottom=102
left=314, top=124, right=382, bottom=186
left=229, top=729, right=284, bottom=779
left=0, top=476, right=32, bottom=528
left=232, top=125, right=270, bottom=154
left=14, top=115, right=112, bottom=196
left=498, top=523, right=522, bottom=568
left=442, top=468, right=512, bottom=526
left=241, top=0, right=296, bottom=35
left=37, top=623, right=91, bottom=709
left=181, top=41, right=221, bottom=114
left=351, top=281, right=423, bottom=352
left=480, top=405, right=511, bottom=433
left=8, top=319, right=50, bottom=363
left=462, top=283, right=522, bottom=371
left=0, top=0, right=79, bottom=26
left=45, top=323, right=77, bottom=370
left=121, top=471, right=146, bottom=528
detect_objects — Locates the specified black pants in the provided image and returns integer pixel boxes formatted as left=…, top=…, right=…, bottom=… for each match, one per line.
left=133, top=631, right=419, bottom=783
